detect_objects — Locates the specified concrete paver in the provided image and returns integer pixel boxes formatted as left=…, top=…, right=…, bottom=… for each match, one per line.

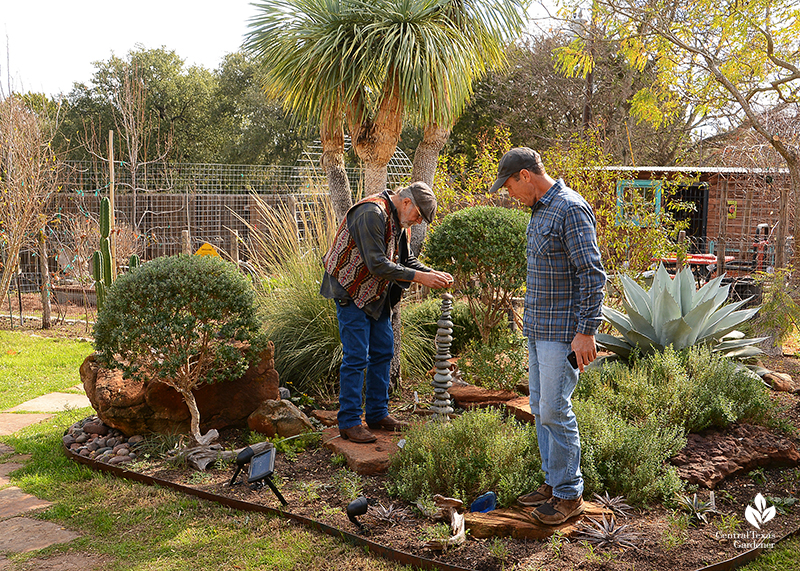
left=5, top=393, right=90, bottom=413
left=0, top=517, right=80, bottom=553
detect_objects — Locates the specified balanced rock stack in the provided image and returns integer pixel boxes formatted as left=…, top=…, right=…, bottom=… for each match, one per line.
left=431, top=293, right=455, bottom=416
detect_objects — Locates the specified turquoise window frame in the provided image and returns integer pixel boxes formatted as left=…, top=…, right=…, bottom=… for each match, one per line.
left=616, top=179, right=662, bottom=226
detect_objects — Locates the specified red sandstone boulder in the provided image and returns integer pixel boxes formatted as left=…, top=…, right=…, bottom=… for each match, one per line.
left=81, top=342, right=280, bottom=436
left=670, top=423, right=800, bottom=488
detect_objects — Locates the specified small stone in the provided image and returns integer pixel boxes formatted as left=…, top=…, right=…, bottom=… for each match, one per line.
left=79, top=449, right=91, bottom=457
left=437, top=319, right=453, bottom=328
left=97, top=447, right=112, bottom=454
left=108, top=455, right=131, bottom=465
left=95, top=438, right=107, bottom=448
left=87, top=442, right=99, bottom=452
left=127, top=435, right=144, bottom=446
left=75, top=433, right=88, bottom=444
left=115, top=447, right=130, bottom=457
left=62, top=435, right=76, bottom=447
left=105, top=437, right=117, bottom=448
left=434, top=373, right=452, bottom=383
left=83, top=422, right=109, bottom=436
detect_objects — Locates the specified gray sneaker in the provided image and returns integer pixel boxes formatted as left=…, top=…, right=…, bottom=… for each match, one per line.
left=517, top=483, right=553, bottom=507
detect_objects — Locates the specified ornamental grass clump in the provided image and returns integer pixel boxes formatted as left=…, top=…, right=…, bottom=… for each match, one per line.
left=93, top=254, right=266, bottom=445
left=388, top=408, right=541, bottom=508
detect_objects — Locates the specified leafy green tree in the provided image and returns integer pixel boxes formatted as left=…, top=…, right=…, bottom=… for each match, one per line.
left=245, top=0, right=525, bottom=219
left=554, top=0, right=800, bottom=268
left=60, top=46, right=218, bottom=164
left=425, top=205, right=529, bottom=340
left=213, top=52, right=312, bottom=165
left=93, top=255, right=266, bottom=445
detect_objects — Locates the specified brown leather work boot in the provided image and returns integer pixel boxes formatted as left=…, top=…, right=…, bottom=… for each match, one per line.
left=517, top=483, right=553, bottom=507
left=531, top=495, right=585, bottom=525
left=339, top=424, right=377, bottom=443
left=366, top=415, right=409, bottom=432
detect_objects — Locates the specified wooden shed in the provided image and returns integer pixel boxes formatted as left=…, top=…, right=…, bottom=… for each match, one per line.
left=606, top=166, right=793, bottom=272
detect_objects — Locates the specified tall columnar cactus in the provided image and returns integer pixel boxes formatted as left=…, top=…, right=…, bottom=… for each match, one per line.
left=93, top=197, right=115, bottom=310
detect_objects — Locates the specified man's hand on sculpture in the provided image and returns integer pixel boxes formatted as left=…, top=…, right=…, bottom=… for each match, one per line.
left=414, top=270, right=454, bottom=289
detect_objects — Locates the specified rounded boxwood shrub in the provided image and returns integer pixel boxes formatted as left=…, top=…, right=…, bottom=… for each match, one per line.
left=424, top=206, right=529, bottom=339
left=93, top=254, right=266, bottom=443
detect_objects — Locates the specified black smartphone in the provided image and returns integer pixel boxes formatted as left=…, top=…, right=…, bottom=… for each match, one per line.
left=567, top=351, right=578, bottom=369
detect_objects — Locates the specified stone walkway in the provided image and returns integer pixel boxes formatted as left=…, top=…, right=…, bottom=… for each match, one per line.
left=0, top=389, right=104, bottom=570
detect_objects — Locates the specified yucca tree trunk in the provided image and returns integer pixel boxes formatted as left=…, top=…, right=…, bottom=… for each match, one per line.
left=409, top=124, right=450, bottom=255
left=320, top=118, right=353, bottom=222
left=349, top=81, right=403, bottom=196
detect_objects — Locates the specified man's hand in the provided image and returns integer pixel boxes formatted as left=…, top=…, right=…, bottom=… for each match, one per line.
left=570, top=333, right=597, bottom=372
left=414, top=270, right=454, bottom=289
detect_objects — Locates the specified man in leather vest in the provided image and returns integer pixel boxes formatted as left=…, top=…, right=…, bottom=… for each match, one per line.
left=321, top=182, right=453, bottom=443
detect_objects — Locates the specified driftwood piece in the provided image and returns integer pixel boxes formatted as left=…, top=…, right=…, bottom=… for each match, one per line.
left=424, top=495, right=467, bottom=550
left=169, top=440, right=274, bottom=471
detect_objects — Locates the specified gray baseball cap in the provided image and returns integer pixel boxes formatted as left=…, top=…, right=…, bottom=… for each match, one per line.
left=489, top=147, right=544, bottom=193
left=406, top=181, right=437, bottom=224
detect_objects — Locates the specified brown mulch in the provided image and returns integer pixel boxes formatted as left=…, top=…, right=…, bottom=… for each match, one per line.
left=6, top=295, right=800, bottom=571
left=126, top=385, right=800, bottom=571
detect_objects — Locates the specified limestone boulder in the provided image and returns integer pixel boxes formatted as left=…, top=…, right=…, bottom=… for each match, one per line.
left=81, top=342, right=280, bottom=436
left=248, top=399, right=313, bottom=438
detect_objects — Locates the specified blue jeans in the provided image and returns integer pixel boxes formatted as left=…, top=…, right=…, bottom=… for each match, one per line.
left=336, top=301, right=393, bottom=430
left=528, top=339, right=583, bottom=500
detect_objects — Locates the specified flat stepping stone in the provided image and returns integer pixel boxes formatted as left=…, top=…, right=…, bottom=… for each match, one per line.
left=0, top=487, right=52, bottom=519
left=5, top=392, right=91, bottom=413
left=0, top=413, right=53, bottom=436
left=0, top=517, right=80, bottom=553
left=0, top=463, right=25, bottom=486
left=322, top=426, right=404, bottom=476
left=465, top=501, right=608, bottom=540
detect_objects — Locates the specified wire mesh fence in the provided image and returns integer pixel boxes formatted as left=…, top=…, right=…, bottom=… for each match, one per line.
left=11, top=157, right=414, bottom=296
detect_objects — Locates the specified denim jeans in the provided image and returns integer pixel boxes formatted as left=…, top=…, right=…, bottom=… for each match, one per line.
left=336, top=301, right=393, bottom=430
left=528, top=339, right=583, bottom=500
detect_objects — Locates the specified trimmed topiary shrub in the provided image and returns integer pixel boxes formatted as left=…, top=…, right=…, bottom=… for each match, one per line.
left=424, top=205, right=528, bottom=340
left=93, top=254, right=266, bottom=445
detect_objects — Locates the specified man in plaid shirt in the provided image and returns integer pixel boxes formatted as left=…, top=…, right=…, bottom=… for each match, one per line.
left=490, top=147, right=606, bottom=525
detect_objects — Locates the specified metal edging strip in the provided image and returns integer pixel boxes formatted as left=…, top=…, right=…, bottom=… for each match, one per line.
left=65, top=445, right=800, bottom=571
left=65, top=445, right=473, bottom=571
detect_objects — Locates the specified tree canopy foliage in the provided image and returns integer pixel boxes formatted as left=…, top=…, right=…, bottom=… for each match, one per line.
left=56, top=46, right=311, bottom=166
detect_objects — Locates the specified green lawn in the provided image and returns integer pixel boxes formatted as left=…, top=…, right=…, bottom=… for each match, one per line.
left=0, top=330, right=94, bottom=410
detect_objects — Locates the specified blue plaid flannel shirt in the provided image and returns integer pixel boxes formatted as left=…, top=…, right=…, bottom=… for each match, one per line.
left=523, top=178, right=606, bottom=342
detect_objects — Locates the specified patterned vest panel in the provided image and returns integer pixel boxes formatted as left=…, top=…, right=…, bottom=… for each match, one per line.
left=323, top=193, right=399, bottom=309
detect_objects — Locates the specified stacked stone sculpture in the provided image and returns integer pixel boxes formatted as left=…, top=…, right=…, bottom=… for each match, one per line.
left=431, top=293, right=455, bottom=417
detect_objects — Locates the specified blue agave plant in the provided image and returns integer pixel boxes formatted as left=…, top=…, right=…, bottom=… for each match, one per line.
left=597, top=264, right=766, bottom=361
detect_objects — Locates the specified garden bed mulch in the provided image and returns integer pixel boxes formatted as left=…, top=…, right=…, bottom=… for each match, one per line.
left=67, top=382, right=800, bottom=571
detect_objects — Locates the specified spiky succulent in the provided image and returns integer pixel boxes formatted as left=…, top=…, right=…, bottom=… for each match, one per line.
left=576, top=514, right=639, bottom=549
left=368, top=502, right=411, bottom=525
left=679, top=492, right=718, bottom=524
left=598, top=264, right=766, bottom=360
left=593, top=492, right=633, bottom=519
